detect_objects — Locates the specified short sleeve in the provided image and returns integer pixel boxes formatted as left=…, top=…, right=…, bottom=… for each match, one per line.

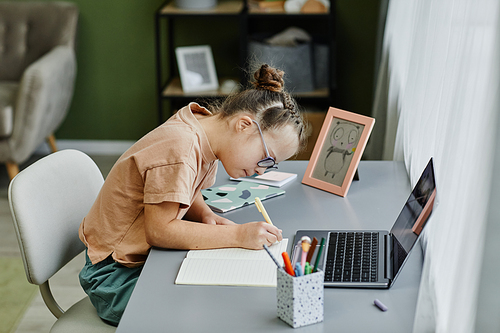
left=143, top=163, right=195, bottom=207
left=200, top=162, right=218, bottom=190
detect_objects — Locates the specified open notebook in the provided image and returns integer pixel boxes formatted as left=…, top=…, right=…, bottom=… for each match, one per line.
left=175, top=239, right=288, bottom=287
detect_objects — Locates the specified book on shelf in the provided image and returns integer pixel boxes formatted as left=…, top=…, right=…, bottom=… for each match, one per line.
left=248, top=0, right=285, bottom=12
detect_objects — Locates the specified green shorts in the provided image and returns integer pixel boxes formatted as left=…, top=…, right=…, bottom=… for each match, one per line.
left=79, top=250, right=142, bottom=326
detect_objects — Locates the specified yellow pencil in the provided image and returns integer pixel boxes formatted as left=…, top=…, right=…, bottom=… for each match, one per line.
left=255, top=197, right=273, bottom=226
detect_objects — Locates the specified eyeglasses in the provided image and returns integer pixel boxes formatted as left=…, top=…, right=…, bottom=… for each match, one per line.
left=252, top=120, right=277, bottom=170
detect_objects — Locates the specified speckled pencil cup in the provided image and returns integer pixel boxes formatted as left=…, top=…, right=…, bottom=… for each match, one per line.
left=276, top=268, right=324, bottom=328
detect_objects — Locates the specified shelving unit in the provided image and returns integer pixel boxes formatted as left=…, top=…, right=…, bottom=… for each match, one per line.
left=155, top=0, right=336, bottom=124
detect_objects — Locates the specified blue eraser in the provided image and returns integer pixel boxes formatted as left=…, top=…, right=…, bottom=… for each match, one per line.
left=374, top=299, right=388, bottom=312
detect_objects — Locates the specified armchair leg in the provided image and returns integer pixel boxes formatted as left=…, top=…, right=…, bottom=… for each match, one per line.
left=47, top=134, right=58, bottom=153
left=6, top=162, right=19, bottom=180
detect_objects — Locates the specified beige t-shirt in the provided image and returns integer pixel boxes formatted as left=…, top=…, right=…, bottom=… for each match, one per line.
left=79, top=103, right=218, bottom=268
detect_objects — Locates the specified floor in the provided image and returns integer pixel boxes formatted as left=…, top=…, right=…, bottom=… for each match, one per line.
left=0, top=154, right=119, bottom=333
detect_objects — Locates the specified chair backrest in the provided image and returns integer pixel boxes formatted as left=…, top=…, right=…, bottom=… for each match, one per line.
left=8, top=149, right=103, bottom=285
left=0, top=2, right=78, bottom=81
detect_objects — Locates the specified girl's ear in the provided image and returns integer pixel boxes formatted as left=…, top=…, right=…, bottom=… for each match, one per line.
left=235, top=115, right=254, bottom=133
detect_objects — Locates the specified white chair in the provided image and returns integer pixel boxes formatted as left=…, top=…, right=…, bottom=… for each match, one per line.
left=8, top=149, right=115, bottom=332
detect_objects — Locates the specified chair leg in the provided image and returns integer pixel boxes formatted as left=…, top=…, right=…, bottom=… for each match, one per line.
left=6, top=162, right=19, bottom=180
left=47, top=134, right=58, bottom=153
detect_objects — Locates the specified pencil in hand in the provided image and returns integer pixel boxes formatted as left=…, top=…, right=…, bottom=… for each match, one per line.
left=255, top=197, right=273, bottom=225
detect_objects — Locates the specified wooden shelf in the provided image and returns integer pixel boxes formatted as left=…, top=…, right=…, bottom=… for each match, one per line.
left=162, top=77, right=328, bottom=99
left=293, top=87, right=329, bottom=98
left=162, top=77, right=239, bottom=98
left=160, top=0, right=244, bottom=15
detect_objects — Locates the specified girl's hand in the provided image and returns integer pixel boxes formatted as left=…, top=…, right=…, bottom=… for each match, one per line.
left=236, top=222, right=283, bottom=250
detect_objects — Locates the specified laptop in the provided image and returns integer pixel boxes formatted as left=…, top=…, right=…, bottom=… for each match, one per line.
left=293, top=158, right=436, bottom=288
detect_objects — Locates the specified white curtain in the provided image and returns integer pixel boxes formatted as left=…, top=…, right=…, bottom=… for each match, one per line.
left=369, top=0, right=500, bottom=332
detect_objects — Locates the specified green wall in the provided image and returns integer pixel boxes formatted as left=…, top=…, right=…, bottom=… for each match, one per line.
left=4, top=0, right=381, bottom=141
left=335, top=0, right=381, bottom=116
left=59, top=0, right=163, bottom=140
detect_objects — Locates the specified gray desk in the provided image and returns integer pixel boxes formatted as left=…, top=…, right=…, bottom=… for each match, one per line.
left=117, top=161, right=421, bottom=333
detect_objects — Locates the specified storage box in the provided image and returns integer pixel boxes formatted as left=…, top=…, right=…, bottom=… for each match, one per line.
left=314, top=43, right=329, bottom=89
left=249, top=41, right=314, bottom=93
left=276, top=268, right=324, bottom=328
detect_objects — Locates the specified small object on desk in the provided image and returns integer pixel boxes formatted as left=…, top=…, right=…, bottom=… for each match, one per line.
left=374, top=299, right=388, bottom=312
left=300, top=107, right=375, bottom=197
left=306, top=237, right=318, bottom=263
left=230, top=170, right=297, bottom=187
left=282, top=252, right=295, bottom=276
left=255, top=197, right=273, bottom=225
left=276, top=268, right=324, bottom=328
left=313, top=237, right=326, bottom=273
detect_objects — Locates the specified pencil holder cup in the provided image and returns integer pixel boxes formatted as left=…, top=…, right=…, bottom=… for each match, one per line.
left=276, top=268, right=324, bottom=328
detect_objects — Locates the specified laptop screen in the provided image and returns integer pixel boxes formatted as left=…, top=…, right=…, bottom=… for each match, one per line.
left=389, top=158, right=436, bottom=278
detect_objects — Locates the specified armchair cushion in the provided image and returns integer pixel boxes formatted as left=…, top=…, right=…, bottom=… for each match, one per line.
left=0, top=45, right=76, bottom=163
left=0, top=82, right=17, bottom=137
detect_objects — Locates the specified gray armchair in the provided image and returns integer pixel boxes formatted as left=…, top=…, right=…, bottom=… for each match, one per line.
left=0, top=2, right=78, bottom=179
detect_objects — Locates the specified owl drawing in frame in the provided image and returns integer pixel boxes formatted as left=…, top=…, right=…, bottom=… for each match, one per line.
left=323, top=121, right=362, bottom=179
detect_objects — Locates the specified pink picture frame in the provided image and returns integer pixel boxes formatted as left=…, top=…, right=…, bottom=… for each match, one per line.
left=302, top=107, right=375, bottom=197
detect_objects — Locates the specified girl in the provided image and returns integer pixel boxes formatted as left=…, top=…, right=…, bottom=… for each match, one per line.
left=78, top=64, right=307, bottom=325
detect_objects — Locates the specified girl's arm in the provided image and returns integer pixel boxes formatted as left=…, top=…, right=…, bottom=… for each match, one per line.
left=144, top=201, right=282, bottom=250
left=184, top=191, right=234, bottom=225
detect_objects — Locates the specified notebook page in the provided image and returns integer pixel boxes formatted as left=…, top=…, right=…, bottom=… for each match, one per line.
left=175, top=239, right=288, bottom=287
left=175, top=258, right=278, bottom=287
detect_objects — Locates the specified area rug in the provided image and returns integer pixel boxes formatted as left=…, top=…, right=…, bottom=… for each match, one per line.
left=0, top=257, right=37, bottom=333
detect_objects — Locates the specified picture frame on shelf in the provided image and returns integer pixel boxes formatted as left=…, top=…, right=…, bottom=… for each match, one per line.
left=302, top=107, right=375, bottom=197
left=175, top=45, right=219, bottom=93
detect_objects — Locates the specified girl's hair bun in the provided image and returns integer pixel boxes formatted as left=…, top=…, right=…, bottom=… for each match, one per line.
left=253, top=64, right=285, bottom=92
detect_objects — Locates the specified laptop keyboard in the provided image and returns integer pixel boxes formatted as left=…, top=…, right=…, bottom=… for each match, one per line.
left=324, top=232, right=379, bottom=283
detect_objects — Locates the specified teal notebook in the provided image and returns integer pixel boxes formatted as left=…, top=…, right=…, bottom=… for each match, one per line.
left=202, top=182, right=285, bottom=213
